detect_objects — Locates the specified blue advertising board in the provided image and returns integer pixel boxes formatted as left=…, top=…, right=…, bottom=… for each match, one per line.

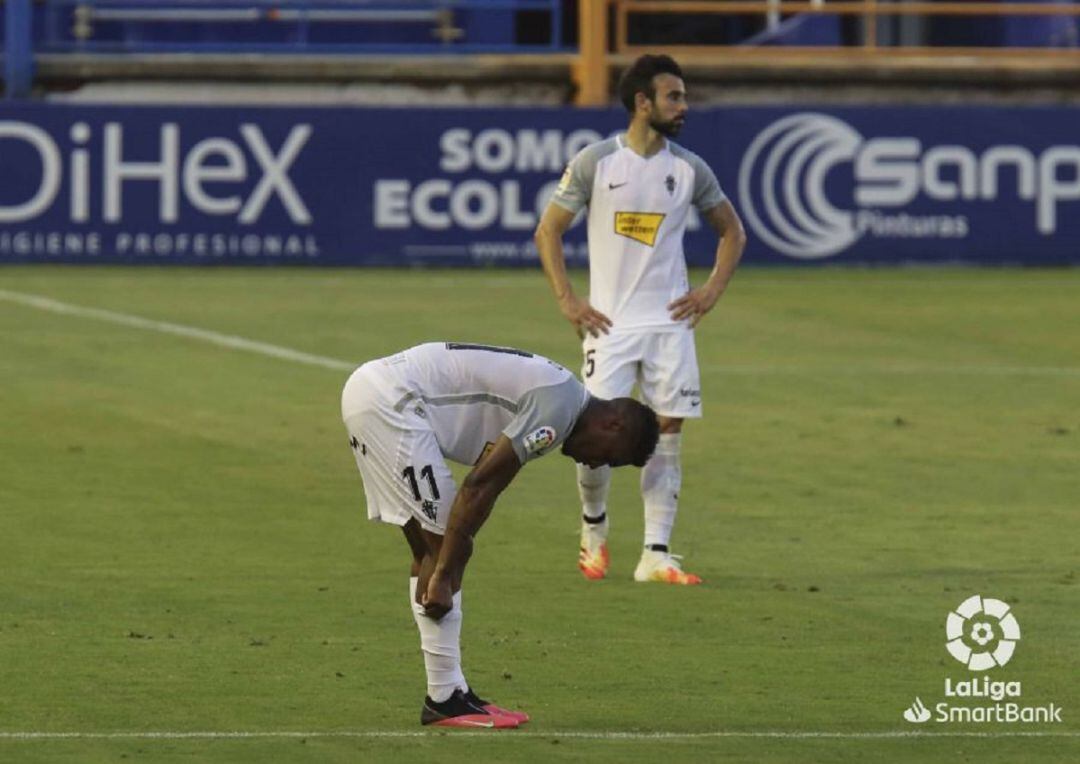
left=1, top=102, right=1079, bottom=266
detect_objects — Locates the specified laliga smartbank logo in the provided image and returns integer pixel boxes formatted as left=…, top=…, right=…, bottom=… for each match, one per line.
left=901, top=595, right=1063, bottom=726
left=738, top=112, right=1080, bottom=259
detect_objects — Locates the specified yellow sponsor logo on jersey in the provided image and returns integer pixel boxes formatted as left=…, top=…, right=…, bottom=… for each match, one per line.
left=557, top=164, right=573, bottom=193
left=614, top=212, right=665, bottom=247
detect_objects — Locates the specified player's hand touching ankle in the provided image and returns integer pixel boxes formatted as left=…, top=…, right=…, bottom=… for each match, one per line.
left=422, top=572, right=453, bottom=620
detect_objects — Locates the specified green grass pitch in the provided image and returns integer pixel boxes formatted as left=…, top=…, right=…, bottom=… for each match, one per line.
left=1, top=266, right=1078, bottom=763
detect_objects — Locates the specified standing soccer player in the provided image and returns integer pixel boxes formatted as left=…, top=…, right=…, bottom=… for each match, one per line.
left=342, top=342, right=659, bottom=727
left=534, top=54, right=746, bottom=585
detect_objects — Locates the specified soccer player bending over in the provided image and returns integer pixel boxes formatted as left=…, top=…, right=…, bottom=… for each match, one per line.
left=341, top=342, right=659, bottom=728
left=535, top=54, right=746, bottom=585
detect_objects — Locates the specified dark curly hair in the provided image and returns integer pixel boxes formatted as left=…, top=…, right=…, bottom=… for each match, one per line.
left=617, top=54, right=684, bottom=114
left=615, top=397, right=661, bottom=467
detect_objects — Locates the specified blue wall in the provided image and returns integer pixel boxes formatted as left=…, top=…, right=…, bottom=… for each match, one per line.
left=1, top=103, right=1079, bottom=266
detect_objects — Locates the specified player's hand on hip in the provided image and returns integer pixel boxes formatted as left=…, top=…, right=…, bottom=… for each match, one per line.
left=421, top=574, right=454, bottom=620
left=559, top=293, right=612, bottom=337
left=668, top=286, right=721, bottom=328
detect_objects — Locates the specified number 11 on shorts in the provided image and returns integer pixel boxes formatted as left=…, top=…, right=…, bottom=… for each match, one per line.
left=403, top=465, right=440, bottom=501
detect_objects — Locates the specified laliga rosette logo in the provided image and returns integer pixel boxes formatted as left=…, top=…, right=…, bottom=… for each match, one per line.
left=901, top=594, right=1063, bottom=725
left=945, top=594, right=1020, bottom=671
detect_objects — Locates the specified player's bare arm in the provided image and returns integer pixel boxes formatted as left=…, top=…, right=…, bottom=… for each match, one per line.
left=668, top=200, right=746, bottom=327
left=422, top=436, right=522, bottom=619
left=535, top=203, right=612, bottom=338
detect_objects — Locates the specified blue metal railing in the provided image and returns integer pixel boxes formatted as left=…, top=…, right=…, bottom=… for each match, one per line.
left=5, top=0, right=34, bottom=97
left=1, top=0, right=568, bottom=96
left=31, top=0, right=566, bottom=54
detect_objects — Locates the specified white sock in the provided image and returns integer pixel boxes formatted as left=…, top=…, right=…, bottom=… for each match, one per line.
left=409, top=577, right=466, bottom=702
left=641, top=433, right=681, bottom=548
left=577, top=463, right=611, bottom=524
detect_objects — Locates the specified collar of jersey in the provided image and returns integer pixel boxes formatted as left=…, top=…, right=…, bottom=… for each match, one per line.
left=616, top=132, right=669, bottom=160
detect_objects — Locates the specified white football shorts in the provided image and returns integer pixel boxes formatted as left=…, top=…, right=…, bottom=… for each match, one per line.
left=341, top=360, right=456, bottom=534
left=580, top=328, right=702, bottom=419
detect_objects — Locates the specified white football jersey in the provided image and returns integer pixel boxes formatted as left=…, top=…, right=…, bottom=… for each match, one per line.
left=551, top=134, right=725, bottom=332
left=362, top=342, right=590, bottom=465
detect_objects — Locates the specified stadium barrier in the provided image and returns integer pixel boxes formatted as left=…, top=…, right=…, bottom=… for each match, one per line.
left=1, top=102, right=1079, bottom=266
left=13, top=0, right=566, bottom=53
left=575, top=0, right=1080, bottom=105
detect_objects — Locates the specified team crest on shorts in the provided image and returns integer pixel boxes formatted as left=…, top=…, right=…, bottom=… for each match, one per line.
left=523, top=425, right=557, bottom=454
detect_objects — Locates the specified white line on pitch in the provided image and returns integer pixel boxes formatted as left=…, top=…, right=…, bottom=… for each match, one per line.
left=3, top=289, right=1077, bottom=379
left=0, top=289, right=355, bottom=372
left=0, top=730, right=1077, bottom=741
left=703, top=363, right=1080, bottom=377
left=413, top=273, right=1080, bottom=289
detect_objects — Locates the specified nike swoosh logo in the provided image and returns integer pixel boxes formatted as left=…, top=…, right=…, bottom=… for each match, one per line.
left=608, top=182, right=628, bottom=190
left=458, top=720, right=495, bottom=727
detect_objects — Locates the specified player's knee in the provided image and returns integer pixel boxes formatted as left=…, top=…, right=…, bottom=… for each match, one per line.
left=657, top=416, right=683, bottom=434
left=401, top=519, right=433, bottom=566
